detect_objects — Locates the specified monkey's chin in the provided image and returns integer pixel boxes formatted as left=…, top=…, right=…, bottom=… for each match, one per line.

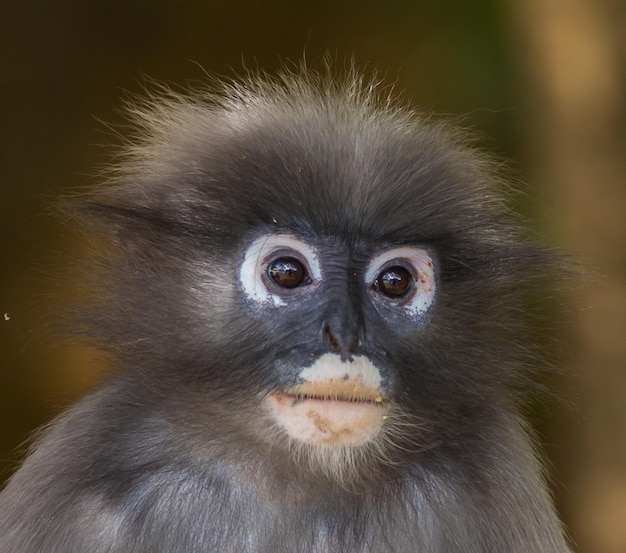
left=267, top=392, right=386, bottom=447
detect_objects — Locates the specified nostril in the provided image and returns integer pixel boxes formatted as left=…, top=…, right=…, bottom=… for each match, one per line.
left=324, top=323, right=340, bottom=351
left=349, top=337, right=360, bottom=354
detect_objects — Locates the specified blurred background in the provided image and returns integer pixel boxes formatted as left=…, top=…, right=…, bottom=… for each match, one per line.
left=1, top=1, right=625, bottom=551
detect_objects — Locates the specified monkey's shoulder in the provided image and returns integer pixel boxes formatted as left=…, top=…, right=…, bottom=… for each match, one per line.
left=0, top=384, right=570, bottom=553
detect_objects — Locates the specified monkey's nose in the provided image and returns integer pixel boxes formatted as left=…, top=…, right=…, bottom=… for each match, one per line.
left=323, top=321, right=360, bottom=358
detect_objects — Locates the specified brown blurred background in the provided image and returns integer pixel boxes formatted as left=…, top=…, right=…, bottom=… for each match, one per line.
left=1, top=1, right=625, bottom=551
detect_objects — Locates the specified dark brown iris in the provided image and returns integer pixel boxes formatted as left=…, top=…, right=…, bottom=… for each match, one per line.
left=373, top=266, right=413, bottom=297
left=267, top=257, right=306, bottom=288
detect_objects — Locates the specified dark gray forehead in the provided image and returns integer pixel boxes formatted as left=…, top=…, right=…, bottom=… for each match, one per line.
left=183, top=113, right=496, bottom=240
left=98, top=76, right=507, bottom=252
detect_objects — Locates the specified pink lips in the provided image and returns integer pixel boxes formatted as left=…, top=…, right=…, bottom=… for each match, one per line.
left=267, top=381, right=387, bottom=447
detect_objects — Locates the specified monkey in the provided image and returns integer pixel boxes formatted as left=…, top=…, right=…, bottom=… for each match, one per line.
left=0, top=67, right=573, bottom=552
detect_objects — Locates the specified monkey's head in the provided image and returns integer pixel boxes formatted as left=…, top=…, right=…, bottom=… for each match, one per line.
left=77, top=70, right=554, bottom=488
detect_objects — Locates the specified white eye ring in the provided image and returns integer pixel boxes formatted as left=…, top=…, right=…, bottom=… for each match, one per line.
left=240, top=234, right=321, bottom=307
left=366, top=247, right=436, bottom=316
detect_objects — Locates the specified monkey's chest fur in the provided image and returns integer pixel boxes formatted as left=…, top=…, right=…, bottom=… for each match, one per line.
left=0, top=382, right=564, bottom=553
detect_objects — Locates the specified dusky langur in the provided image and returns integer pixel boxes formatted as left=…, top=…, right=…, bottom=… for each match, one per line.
left=0, top=67, right=572, bottom=552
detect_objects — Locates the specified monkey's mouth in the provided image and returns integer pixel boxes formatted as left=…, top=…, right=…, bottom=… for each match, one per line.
left=267, top=381, right=387, bottom=447
left=288, top=393, right=382, bottom=405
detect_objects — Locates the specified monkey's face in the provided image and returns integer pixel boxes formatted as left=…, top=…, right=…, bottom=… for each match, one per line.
left=93, top=83, right=542, bottom=485
left=238, top=232, right=437, bottom=450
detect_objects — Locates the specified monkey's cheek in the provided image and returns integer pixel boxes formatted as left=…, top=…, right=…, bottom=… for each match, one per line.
left=266, top=394, right=386, bottom=447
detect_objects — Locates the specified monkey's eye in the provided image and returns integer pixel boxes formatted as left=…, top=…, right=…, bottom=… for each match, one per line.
left=267, top=257, right=309, bottom=288
left=366, top=246, right=436, bottom=321
left=373, top=266, right=412, bottom=297
left=240, top=234, right=321, bottom=308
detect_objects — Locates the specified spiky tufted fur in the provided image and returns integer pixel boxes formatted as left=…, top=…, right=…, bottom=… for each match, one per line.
left=0, top=67, right=571, bottom=552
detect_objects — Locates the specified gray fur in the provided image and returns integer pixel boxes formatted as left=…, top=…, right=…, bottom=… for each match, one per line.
left=0, top=68, right=572, bottom=552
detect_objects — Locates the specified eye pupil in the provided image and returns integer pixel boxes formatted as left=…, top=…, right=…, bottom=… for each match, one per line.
left=268, top=257, right=306, bottom=288
left=374, top=266, right=412, bottom=297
